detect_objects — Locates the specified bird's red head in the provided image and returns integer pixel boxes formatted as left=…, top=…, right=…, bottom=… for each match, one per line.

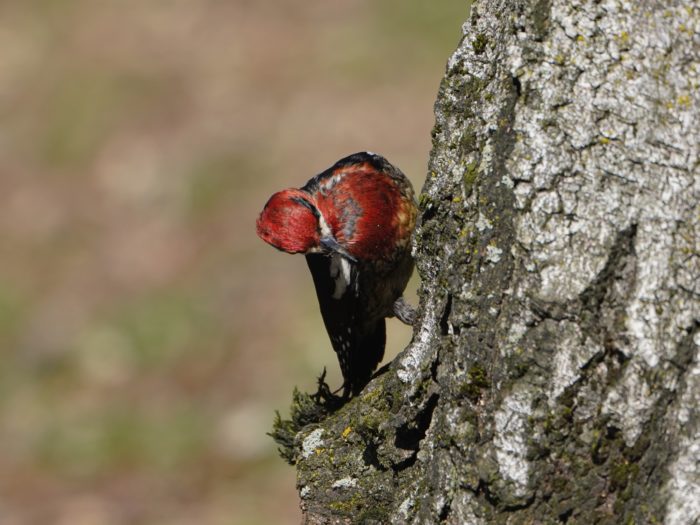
left=256, top=189, right=321, bottom=254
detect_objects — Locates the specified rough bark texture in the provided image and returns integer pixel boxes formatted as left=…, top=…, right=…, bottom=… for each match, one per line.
left=292, top=1, right=699, bottom=523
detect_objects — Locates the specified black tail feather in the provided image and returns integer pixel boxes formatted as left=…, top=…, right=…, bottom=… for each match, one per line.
left=344, top=319, right=385, bottom=397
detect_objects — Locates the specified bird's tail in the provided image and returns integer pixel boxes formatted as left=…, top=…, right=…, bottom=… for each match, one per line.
left=341, top=318, right=386, bottom=398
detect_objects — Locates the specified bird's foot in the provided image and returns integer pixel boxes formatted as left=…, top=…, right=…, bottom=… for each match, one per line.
left=393, top=296, right=417, bottom=325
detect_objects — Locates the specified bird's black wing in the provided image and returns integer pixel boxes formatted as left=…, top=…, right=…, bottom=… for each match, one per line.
left=305, top=253, right=385, bottom=398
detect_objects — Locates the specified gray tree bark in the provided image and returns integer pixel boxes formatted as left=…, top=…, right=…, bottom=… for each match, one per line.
left=285, top=1, right=700, bottom=523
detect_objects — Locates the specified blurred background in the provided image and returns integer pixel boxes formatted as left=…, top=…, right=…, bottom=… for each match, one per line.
left=0, top=1, right=466, bottom=523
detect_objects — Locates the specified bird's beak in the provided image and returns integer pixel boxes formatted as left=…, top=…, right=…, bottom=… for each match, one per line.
left=320, top=236, right=357, bottom=263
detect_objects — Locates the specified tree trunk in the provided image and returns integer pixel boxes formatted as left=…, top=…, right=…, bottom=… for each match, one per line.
left=290, top=0, right=700, bottom=523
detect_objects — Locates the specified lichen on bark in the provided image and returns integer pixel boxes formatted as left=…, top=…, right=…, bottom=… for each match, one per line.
left=285, top=1, right=700, bottom=523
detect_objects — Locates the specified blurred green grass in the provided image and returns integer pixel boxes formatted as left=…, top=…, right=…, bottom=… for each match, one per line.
left=0, top=1, right=468, bottom=523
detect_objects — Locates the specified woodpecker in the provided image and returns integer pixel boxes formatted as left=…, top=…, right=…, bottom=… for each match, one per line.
left=256, top=152, right=417, bottom=398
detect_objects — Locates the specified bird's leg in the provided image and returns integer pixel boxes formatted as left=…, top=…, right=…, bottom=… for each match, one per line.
left=392, top=296, right=417, bottom=325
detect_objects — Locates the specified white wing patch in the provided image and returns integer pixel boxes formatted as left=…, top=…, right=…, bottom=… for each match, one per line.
left=318, top=212, right=333, bottom=239
left=329, top=254, right=352, bottom=299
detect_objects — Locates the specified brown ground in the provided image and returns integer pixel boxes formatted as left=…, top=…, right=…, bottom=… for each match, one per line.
left=0, top=1, right=466, bottom=523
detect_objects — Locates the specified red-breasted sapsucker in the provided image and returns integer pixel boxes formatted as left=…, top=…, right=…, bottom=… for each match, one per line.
left=256, top=152, right=417, bottom=398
